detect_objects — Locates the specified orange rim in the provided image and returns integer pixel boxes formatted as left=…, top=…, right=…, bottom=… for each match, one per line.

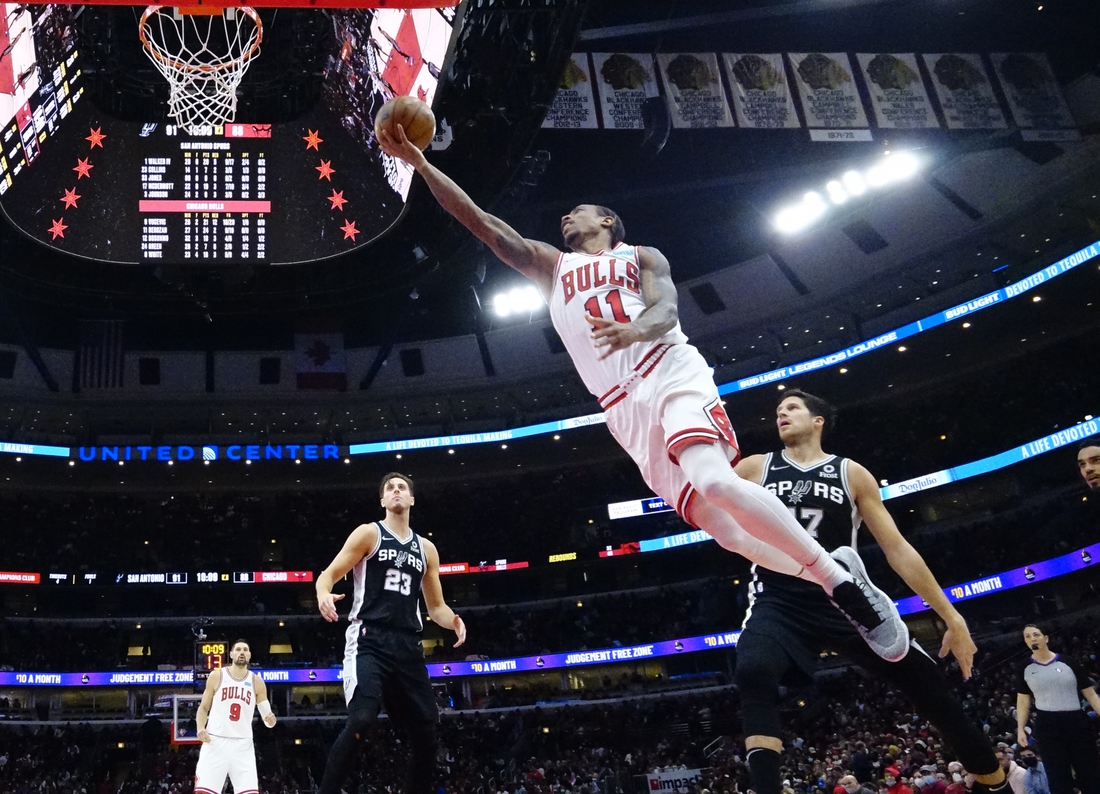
left=139, top=4, right=263, bottom=75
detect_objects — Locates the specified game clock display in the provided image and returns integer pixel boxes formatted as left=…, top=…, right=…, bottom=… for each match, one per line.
left=196, top=640, right=228, bottom=670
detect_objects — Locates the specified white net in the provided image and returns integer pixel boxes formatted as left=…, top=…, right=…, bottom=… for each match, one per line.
left=140, top=6, right=263, bottom=130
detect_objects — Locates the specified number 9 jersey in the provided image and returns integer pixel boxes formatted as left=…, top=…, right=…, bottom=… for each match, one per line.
left=207, top=668, right=258, bottom=740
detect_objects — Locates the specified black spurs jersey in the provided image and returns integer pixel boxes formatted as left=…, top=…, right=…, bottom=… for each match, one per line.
left=346, top=521, right=427, bottom=640
left=750, top=451, right=861, bottom=603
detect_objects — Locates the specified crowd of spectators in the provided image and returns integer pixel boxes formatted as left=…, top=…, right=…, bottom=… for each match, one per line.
left=0, top=578, right=742, bottom=672
left=3, top=471, right=1096, bottom=674
left=3, top=613, right=1100, bottom=794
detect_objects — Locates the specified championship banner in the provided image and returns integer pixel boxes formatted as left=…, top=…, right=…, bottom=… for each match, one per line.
left=646, top=769, right=706, bottom=793
left=856, top=53, right=939, bottom=129
left=591, top=53, right=659, bottom=130
left=656, top=53, right=734, bottom=129
left=921, top=53, right=1008, bottom=130
left=721, top=53, right=799, bottom=129
left=788, top=53, right=868, bottom=129
left=991, top=53, right=1077, bottom=132
left=542, top=53, right=598, bottom=129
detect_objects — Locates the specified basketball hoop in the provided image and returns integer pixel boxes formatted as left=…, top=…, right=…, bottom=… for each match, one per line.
left=139, top=5, right=263, bottom=130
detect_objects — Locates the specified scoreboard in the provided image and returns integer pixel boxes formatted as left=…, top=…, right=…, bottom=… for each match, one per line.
left=0, top=103, right=404, bottom=265
left=0, top=6, right=458, bottom=266
left=139, top=126, right=271, bottom=261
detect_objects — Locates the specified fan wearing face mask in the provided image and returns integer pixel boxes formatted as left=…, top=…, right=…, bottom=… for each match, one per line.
left=883, top=766, right=913, bottom=794
left=1017, top=749, right=1050, bottom=794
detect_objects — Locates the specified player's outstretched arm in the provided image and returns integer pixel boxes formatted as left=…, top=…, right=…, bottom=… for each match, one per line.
left=195, top=667, right=221, bottom=743
left=377, top=125, right=559, bottom=293
left=254, top=675, right=277, bottom=728
left=849, top=461, right=976, bottom=677
left=316, top=523, right=380, bottom=622
left=420, top=538, right=466, bottom=647
left=587, top=245, right=679, bottom=360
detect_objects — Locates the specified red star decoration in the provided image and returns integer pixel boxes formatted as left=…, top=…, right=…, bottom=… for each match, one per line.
left=340, top=219, right=359, bottom=241
left=48, top=218, right=68, bottom=240
left=73, top=158, right=94, bottom=179
left=61, top=188, right=81, bottom=209
left=316, top=159, right=335, bottom=181
left=86, top=127, right=106, bottom=149
left=327, top=190, right=348, bottom=211
left=303, top=130, right=323, bottom=150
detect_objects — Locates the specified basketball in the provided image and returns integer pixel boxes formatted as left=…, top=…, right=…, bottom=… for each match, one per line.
left=375, top=95, right=436, bottom=151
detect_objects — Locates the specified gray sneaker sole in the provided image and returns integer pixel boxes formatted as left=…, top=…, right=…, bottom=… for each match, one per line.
left=831, top=545, right=910, bottom=662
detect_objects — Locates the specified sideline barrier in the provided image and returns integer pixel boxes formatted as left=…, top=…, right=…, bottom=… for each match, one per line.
left=4, top=539, right=1099, bottom=687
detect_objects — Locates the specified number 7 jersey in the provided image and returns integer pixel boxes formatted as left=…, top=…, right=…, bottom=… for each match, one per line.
left=549, top=244, right=688, bottom=402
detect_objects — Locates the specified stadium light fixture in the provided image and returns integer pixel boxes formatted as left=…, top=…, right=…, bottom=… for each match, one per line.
left=492, top=285, right=544, bottom=318
left=842, top=171, right=866, bottom=196
left=773, top=151, right=922, bottom=234
left=825, top=180, right=848, bottom=205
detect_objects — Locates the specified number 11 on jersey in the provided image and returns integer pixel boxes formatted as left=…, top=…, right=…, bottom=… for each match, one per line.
left=585, top=289, right=630, bottom=324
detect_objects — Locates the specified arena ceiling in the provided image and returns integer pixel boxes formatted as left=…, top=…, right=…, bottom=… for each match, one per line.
left=0, top=0, right=1098, bottom=356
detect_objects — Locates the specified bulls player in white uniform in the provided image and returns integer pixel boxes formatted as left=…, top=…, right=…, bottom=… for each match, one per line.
left=194, top=639, right=277, bottom=794
left=377, top=124, right=907, bottom=662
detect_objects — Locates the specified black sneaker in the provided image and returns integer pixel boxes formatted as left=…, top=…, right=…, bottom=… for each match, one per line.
left=829, top=546, right=910, bottom=662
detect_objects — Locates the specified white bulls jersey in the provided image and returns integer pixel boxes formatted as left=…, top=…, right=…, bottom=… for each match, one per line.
left=549, top=244, right=688, bottom=406
left=207, top=668, right=258, bottom=740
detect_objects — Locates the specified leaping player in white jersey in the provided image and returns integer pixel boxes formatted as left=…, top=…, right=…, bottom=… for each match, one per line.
left=378, top=125, right=908, bottom=661
left=194, top=639, right=277, bottom=794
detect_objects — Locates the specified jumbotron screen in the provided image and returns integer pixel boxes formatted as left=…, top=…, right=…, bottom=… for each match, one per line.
left=0, top=6, right=454, bottom=264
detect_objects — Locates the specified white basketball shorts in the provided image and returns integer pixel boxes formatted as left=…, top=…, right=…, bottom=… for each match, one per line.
left=194, top=735, right=259, bottom=794
left=604, top=343, right=740, bottom=528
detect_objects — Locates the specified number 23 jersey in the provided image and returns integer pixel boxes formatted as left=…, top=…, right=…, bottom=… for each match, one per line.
left=549, top=244, right=688, bottom=401
left=347, top=521, right=427, bottom=640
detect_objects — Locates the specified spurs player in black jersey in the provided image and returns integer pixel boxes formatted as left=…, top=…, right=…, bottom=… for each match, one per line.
left=733, top=390, right=1006, bottom=794
left=315, top=472, right=466, bottom=794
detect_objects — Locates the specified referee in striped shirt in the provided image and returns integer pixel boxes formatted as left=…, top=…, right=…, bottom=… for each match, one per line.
left=1016, top=624, right=1100, bottom=794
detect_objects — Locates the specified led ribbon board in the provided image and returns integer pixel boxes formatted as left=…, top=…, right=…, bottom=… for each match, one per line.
left=5, top=538, right=1099, bottom=687
left=2, top=541, right=1097, bottom=686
